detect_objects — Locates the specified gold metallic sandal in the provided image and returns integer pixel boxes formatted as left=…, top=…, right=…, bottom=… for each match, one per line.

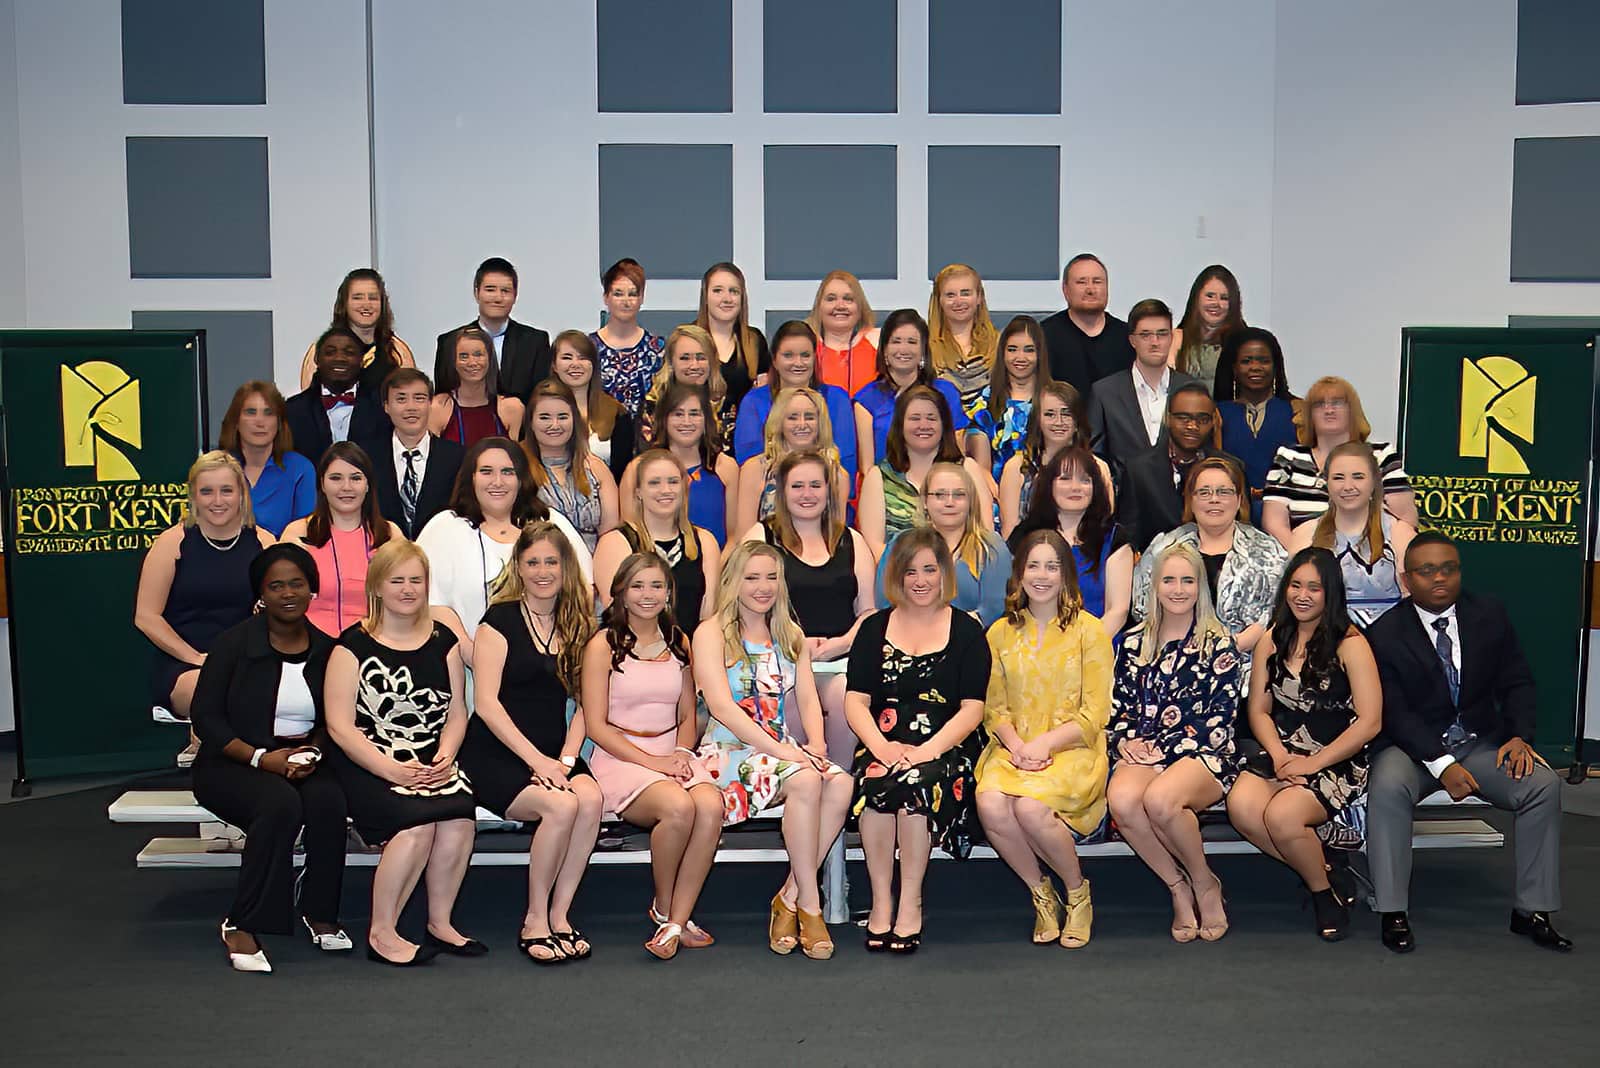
left=1030, top=878, right=1063, bottom=944
left=1060, top=878, right=1093, bottom=949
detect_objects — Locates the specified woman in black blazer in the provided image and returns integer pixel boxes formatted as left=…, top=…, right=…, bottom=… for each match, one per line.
left=191, top=543, right=350, bottom=973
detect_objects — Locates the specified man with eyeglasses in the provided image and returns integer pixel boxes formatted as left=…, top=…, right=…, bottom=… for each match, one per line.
left=1041, top=253, right=1132, bottom=397
left=1365, top=531, right=1569, bottom=953
left=1115, top=383, right=1237, bottom=551
left=1087, top=298, right=1196, bottom=466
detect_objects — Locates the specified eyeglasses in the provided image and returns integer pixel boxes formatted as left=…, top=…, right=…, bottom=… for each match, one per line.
left=1169, top=412, right=1215, bottom=426
left=1408, top=562, right=1460, bottom=579
left=1312, top=398, right=1349, bottom=411
left=1192, top=486, right=1238, bottom=501
left=1133, top=330, right=1172, bottom=343
left=927, top=490, right=968, bottom=503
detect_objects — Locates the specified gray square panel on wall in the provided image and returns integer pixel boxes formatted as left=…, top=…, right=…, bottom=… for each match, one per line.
left=764, top=0, right=896, bottom=113
left=927, top=145, right=1059, bottom=281
left=598, top=0, right=732, bottom=112
left=928, top=0, right=1061, bottom=114
left=599, top=144, right=733, bottom=280
left=131, top=310, right=273, bottom=444
left=121, top=0, right=266, bottom=105
left=127, top=137, right=271, bottom=278
left=1516, top=0, right=1600, bottom=105
left=764, top=145, right=897, bottom=280
left=637, top=310, right=697, bottom=339
left=1510, top=136, right=1600, bottom=282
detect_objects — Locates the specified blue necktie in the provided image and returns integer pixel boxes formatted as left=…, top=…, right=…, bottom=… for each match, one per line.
left=1432, top=617, right=1459, bottom=705
left=401, top=450, right=420, bottom=529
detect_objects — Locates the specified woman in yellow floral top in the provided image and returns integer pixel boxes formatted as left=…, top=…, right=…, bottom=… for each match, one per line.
left=976, top=529, right=1113, bottom=948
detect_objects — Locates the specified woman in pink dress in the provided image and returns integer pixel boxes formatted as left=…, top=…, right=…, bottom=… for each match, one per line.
left=582, top=552, right=722, bottom=960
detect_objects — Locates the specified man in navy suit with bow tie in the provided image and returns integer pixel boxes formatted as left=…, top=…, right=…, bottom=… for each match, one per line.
left=1365, top=531, right=1569, bottom=953
left=285, top=326, right=390, bottom=464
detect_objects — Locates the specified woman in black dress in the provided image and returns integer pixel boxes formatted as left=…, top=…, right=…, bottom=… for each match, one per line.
left=458, top=521, right=601, bottom=964
left=325, top=539, right=481, bottom=966
left=1227, top=547, right=1383, bottom=941
left=740, top=449, right=878, bottom=768
left=845, top=527, right=990, bottom=952
left=192, top=544, right=349, bottom=973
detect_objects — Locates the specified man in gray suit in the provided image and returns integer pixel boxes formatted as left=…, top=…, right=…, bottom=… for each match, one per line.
left=1365, top=532, right=1570, bottom=953
left=1086, top=298, right=1196, bottom=466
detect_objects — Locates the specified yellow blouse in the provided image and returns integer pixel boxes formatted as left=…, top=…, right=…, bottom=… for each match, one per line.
left=975, top=611, right=1114, bottom=836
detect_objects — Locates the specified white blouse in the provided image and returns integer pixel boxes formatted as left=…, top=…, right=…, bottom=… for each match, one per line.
left=415, top=509, right=594, bottom=634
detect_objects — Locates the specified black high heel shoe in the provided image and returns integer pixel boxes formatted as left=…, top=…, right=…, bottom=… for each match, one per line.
left=1312, top=888, right=1348, bottom=942
left=887, top=930, right=921, bottom=954
left=1323, top=848, right=1358, bottom=908
left=864, top=928, right=891, bottom=952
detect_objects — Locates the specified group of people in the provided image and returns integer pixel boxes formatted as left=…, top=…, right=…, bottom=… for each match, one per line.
left=135, top=254, right=1571, bottom=973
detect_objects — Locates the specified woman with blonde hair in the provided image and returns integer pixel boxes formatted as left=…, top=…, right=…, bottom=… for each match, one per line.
left=522, top=379, right=619, bottom=554
left=1286, top=441, right=1412, bottom=626
left=977, top=529, right=1113, bottom=947
left=696, top=262, right=771, bottom=424
left=325, top=539, right=481, bottom=965
left=734, top=386, right=847, bottom=538
left=928, top=263, right=998, bottom=410
left=731, top=320, right=858, bottom=486
left=595, top=449, right=720, bottom=637
left=693, top=541, right=853, bottom=958
left=1107, top=542, right=1243, bottom=943
left=136, top=451, right=275, bottom=745
left=873, top=462, right=1011, bottom=626
left=1262, top=375, right=1418, bottom=545
left=640, top=323, right=730, bottom=443
left=549, top=328, right=635, bottom=481
left=806, top=269, right=880, bottom=397
left=456, top=521, right=602, bottom=964
left=623, top=381, right=740, bottom=545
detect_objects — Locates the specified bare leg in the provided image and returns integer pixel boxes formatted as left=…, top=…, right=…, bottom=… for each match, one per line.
left=1226, top=772, right=1288, bottom=862
left=549, top=776, right=603, bottom=933
left=369, top=823, right=435, bottom=960
left=778, top=769, right=825, bottom=912
left=977, top=791, right=1044, bottom=887
left=1013, top=797, right=1084, bottom=889
left=1108, top=764, right=1193, bottom=934
left=1142, top=759, right=1225, bottom=928
left=815, top=675, right=859, bottom=768
left=1263, top=787, right=1333, bottom=890
left=504, top=785, right=580, bottom=943
left=667, top=783, right=726, bottom=925
left=168, top=669, right=200, bottom=719
left=423, top=818, right=478, bottom=944
left=858, top=807, right=897, bottom=933
left=894, top=810, right=931, bottom=936
left=620, top=781, right=696, bottom=918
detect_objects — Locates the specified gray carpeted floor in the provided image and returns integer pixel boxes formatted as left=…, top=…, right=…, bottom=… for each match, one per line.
left=1, top=771, right=1594, bottom=1066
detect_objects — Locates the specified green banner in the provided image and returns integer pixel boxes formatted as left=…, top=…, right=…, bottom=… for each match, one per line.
left=1, top=331, right=206, bottom=779
left=1397, top=327, right=1598, bottom=762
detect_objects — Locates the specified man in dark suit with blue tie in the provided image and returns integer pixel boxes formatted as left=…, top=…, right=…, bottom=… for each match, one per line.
left=357, top=367, right=463, bottom=540
left=1365, top=531, right=1569, bottom=953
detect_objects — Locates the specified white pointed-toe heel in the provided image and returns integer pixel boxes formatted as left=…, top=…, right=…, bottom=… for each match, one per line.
left=302, top=916, right=354, bottom=952
left=221, top=920, right=272, bottom=973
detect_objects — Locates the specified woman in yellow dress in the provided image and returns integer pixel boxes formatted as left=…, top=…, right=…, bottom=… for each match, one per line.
left=975, top=528, right=1113, bottom=948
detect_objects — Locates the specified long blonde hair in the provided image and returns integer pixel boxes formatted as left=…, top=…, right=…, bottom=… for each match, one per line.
left=1311, top=441, right=1386, bottom=566
left=184, top=450, right=256, bottom=529
left=487, top=520, right=595, bottom=694
left=1130, top=541, right=1230, bottom=666
left=927, top=263, right=997, bottom=373
left=920, top=461, right=997, bottom=577
left=804, top=270, right=874, bottom=339
left=626, top=449, right=701, bottom=562
left=713, top=541, right=805, bottom=670
left=361, top=538, right=430, bottom=633
left=647, top=323, right=727, bottom=414
left=763, top=386, right=839, bottom=471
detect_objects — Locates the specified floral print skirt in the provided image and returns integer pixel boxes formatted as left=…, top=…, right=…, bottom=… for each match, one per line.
left=850, top=743, right=979, bottom=860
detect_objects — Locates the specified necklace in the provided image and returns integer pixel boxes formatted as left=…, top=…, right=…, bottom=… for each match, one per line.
left=520, top=599, right=557, bottom=655
left=201, top=528, right=242, bottom=552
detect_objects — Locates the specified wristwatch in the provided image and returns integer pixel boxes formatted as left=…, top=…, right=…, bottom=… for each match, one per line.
left=250, top=747, right=267, bottom=768
left=560, top=755, right=577, bottom=769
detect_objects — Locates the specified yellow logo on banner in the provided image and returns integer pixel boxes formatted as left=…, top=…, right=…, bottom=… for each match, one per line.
left=1459, top=355, right=1534, bottom=475
left=61, top=361, right=142, bottom=481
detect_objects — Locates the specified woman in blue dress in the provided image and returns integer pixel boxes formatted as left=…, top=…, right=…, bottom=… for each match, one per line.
left=1008, top=445, right=1132, bottom=641
left=731, top=321, right=857, bottom=489
left=851, top=308, right=966, bottom=472
left=622, top=381, right=739, bottom=547
left=965, top=316, right=1054, bottom=482
left=1214, top=328, right=1299, bottom=526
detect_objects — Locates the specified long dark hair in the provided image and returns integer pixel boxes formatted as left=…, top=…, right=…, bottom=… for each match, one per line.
left=883, top=384, right=962, bottom=473
left=330, top=268, right=397, bottom=365
left=434, top=326, right=501, bottom=397
left=1213, top=326, right=1291, bottom=402
left=1175, top=265, right=1245, bottom=374
left=987, top=316, right=1052, bottom=420
left=303, top=441, right=394, bottom=550
left=448, top=437, right=550, bottom=528
left=601, top=552, right=691, bottom=672
left=872, top=308, right=934, bottom=389
left=648, top=380, right=720, bottom=467
left=1266, top=547, right=1352, bottom=691
left=1012, top=445, right=1112, bottom=576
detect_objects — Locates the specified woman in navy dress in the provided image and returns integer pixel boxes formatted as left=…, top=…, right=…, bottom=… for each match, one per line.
left=1214, top=328, right=1298, bottom=526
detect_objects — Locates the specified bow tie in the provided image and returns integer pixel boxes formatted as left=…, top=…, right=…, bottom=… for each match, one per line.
left=322, top=391, right=356, bottom=409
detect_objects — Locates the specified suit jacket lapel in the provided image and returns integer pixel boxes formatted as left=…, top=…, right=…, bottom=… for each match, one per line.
left=1398, top=601, right=1453, bottom=702
left=1451, top=595, right=1478, bottom=701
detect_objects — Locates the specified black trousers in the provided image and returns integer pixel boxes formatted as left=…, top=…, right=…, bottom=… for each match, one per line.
left=191, top=758, right=349, bottom=935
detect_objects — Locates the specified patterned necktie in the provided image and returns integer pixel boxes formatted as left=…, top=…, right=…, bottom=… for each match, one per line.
left=1432, top=617, right=1459, bottom=705
left=401, top=449, right=420, bottom=529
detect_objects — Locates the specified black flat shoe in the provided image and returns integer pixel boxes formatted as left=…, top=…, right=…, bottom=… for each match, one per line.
left=887, top=930, right=921, bottom=954
left=366, top=943, right=436, bottom=967
left=864, top=928, right=890, bottom=952
left=1312, top=889, right=1347, bottom=942
left=426, top=933, right=490, bottom=957
left=553, top=928, right=592, bottom=960
left=1510, top=910, right=1573, bottom=952
left=518, top=935, right=569, bottom=966
left=1381, top=911, right=1415, bottom=954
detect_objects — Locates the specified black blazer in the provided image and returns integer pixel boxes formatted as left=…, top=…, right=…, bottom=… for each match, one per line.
left=434, top=319, right=552, bottom=403
left=1087, top=367, right=1198, bottom=466
left=357, top=432, right=464, bottom=540
left=192, top=615, right=334, bottom=762
left=1040, top=310, right=1132, bottom=398
left=1116, top=443, right=1242, bottom=551
left=284, top=382, right=390, bottom=466
left=1367, top=591, right=1537, bottom=763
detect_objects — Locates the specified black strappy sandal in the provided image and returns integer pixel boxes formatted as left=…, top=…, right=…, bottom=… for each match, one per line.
left=864, top=928, right=891, bottom=952
left=518, top=934, right=569, bottom=965
left=553, top=928, right=592, bottom=960
left=887, top=930, right=922, bottom=954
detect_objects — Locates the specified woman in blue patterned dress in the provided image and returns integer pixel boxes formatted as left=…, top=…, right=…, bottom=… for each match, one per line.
left=965, top=315, right=1053, bottom=482
left=591, top=258, right=666, bottom=417
left=1107, top=541, right=1243, bottom=944
left=693, top=540, right=852, bottom=959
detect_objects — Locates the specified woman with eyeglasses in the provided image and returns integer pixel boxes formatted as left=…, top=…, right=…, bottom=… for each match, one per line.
left=1131, top=457, right=1286, bottom=666
left=857, top=384, right=991, bottom=561
left=873, top=463, right=1012, bottom=627
left=997, top=381, right=1111, bottom=540
left=1261, top=376, right=1418, bottom=547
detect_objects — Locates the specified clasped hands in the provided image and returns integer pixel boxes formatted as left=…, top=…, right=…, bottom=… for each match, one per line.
left=873, top=740, right=939, bottom=772
left=1007, top=736, right=1056, bottom=772
left=387, top=750, right=459, bottom=789
left=258, top=746, right=320, bottom=780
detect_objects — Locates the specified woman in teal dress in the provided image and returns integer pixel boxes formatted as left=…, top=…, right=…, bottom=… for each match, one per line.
left=692, top=540, right=852, bottom=959
left=965, top=316, right=1053, bottom=481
